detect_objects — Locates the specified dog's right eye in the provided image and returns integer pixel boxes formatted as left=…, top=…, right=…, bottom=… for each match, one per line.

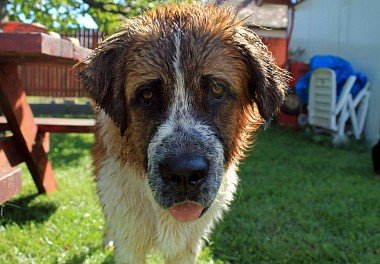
left=137, top=80, right=162, bottom=107
left=141, top=88, right=154, bottom=105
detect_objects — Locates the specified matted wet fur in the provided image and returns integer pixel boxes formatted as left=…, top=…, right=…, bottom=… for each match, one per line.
left=76, top=3, right=287, bottom=263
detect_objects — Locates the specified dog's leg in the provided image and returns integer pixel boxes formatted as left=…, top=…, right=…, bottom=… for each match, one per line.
left=108, top=213, right=155, bottom=264
left=164, top=241, right=202, bottom=264
left=112, top=227, right=152, bottom=264
left=114, top=245, right=147, bottom=264
left=108, top=206, right=155, bottom=264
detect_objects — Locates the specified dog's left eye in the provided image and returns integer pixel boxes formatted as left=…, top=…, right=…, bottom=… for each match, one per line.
left=210, top=82, right=225, bottom=100
left=206, top=78, right=228, bottom=102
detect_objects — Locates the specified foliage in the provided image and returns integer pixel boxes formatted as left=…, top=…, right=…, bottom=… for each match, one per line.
left=0, top=128, right=379, bottom=263
left=5, top=0, right=159, bottom=33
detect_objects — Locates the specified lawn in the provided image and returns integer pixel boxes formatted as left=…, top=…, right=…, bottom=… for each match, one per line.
left=1, top=127, right=379, bottom=263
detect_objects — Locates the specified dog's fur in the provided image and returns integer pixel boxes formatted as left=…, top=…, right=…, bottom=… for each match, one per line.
left=77, top=3, right=287, bottom=263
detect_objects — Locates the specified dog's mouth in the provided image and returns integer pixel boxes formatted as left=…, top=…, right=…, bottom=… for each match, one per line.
left=168, top=201, right=207, bottom=222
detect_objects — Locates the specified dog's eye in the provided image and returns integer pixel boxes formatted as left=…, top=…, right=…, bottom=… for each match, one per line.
left=211, top=83, right=225, bottom=100
left=142, top=89, right=153, bottom=103
left=137, top=79, right=162, bottom=107
left=209, top=80, right=226, bottom=101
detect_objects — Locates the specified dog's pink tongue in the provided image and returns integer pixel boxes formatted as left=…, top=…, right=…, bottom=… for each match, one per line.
left=169, top=202, right=204, bottom=222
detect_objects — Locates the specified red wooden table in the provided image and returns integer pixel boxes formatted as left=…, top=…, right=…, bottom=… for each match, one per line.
left=0, top=32, right=91, bottom=194
left=0, top=167, right=22, bottom=204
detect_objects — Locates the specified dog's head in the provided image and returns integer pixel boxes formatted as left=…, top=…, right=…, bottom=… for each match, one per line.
left=77, top=3, right=287, bottom=221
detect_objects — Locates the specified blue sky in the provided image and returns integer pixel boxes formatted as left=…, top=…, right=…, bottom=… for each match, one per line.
left=75, top=13, right=98, bottom=28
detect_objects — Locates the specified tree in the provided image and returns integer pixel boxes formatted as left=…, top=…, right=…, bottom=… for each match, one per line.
left=5, top=0, right=160, bottom=33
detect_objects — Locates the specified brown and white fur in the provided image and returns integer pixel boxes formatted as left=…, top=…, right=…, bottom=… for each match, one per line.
left=76, top=3, right=287, bottom=263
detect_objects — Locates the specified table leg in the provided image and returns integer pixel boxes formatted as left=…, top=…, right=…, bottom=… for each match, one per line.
left=0, top=64, right=57, bottom=194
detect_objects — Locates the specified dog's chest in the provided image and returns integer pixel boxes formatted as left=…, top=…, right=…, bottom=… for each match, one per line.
left=96, top=157, right=218, bottom=256
left=97, top=158, right=152, bottom=218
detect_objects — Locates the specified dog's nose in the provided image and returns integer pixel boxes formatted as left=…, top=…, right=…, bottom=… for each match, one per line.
left=160, top=155, right=208, bottom=187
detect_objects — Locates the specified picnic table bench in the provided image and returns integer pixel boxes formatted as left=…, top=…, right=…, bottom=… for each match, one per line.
left=0, top=31, right=92, bottom=196
left=0, top=116, right=95, bottom=133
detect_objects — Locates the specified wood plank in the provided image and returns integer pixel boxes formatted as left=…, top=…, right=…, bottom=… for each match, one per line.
left=0, top=116, right=95, bottom=133
left=0, top=167, right=22, bottom=205
left=0, top=32, right=91, bottom=64
left=0, top=136, right=24, bottom=167
left=38, top=131, right=50, bottom=153
left=0, top=133, right=50, bottom=167
left=0, top=64, right=57, bottom=194
left=35, top=118, right=95, bottom=133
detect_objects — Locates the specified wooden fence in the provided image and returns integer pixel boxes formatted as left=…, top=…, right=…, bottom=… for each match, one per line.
left=19, top=29, right=287, bottom=98
left=19, top=63, right=84, bottom=97
left=61, top=28, right=105, bottom=50
left=20, top=29, right=105, bottom=98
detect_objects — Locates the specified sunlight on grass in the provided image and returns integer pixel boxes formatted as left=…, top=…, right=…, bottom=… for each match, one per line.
left=0, top=128, right=379, bottom=263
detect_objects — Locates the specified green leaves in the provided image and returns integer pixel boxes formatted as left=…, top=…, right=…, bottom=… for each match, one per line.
left=6, top=0, right=160, bottom=33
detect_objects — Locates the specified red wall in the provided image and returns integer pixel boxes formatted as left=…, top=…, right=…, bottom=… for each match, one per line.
left=262, top=37, right=288, bottom=68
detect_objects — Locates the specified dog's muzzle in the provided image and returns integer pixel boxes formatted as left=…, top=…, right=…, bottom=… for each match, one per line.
left=147, top=120, right=224, bottom=221
left=159, top=155, right=208, bottom=221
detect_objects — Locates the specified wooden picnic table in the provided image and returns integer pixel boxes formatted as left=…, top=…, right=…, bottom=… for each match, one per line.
left=0, top=167, right=22, bottom=205
left=0, top=32, right=92, bottom=196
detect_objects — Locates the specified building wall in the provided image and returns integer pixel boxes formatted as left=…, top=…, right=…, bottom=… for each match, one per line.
left=262, top=37, right=288, bottom=68
left=290, top=0, right=380, bottom=146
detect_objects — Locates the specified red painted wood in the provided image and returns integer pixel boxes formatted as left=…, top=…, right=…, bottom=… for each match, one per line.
left=0, top=133, right=50, bottom=167
left=262, top=37, right=287, bottom=68
left=0, top=21, right=48, bottom=33
left=0, top=136, right=24, bottom=167
left=0, top=167, right=22, bottom=204
left=0, top=65, right=57, bottom=194
left=0, top=32, right=91, bottom=64
left=16, top=29, right=105, bottom=98
left=38, top=131, right=50, bottom=153
left=20, top=63, right=85, bottom=97
left=0, top=116, right=95, bottom=133
left=35, top=118, right=95, bottom=133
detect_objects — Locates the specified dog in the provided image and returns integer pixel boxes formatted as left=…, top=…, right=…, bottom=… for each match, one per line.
left=76, top=3, right=287, bottom=263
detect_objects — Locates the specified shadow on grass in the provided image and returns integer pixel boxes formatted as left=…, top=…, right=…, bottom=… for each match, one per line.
left=0, top=193, right=57, bottom=226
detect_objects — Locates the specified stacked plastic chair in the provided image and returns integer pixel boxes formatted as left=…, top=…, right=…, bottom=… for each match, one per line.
left=308, top=68, right=370, bottom=140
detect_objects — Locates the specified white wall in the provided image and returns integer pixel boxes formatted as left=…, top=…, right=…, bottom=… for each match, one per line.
left=290, top=0, right=380, bottom=146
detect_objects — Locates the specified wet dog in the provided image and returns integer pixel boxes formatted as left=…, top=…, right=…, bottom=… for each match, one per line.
left=77, top=3, right=287, bottom=263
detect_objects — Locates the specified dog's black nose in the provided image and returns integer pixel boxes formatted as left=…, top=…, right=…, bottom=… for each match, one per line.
left=160, top=155, right=208, bottom=187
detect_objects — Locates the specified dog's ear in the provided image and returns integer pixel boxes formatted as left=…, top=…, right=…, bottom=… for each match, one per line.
left=233, top=27, right=288, bottom=121
left=75, top=36, right=128, bottom=135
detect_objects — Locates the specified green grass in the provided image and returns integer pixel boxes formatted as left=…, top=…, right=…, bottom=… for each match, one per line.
left=1, top=128, right=379, bottom=263
left=27, top=96, right=91, bottom=104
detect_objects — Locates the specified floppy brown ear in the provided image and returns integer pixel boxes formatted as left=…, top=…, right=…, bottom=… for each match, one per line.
left=75, top=36, right=128, bottom=135
left=233, top=27, right=288, bottom=121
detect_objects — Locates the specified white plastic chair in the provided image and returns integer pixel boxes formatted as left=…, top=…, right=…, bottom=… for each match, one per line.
left=308, top=68, right=370, bottom=140
left=347, top=82, right=370, bottom=139
left=308, top=68, right=338, bottom=131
